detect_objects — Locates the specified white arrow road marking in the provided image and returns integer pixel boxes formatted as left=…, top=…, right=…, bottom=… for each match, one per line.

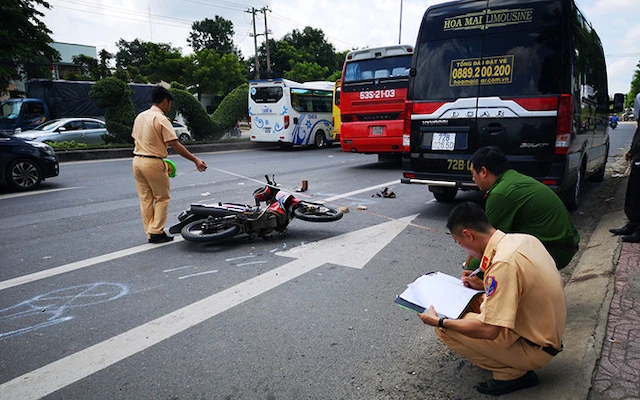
left=276, top=214, right=419, bottom=268
left=0, top=214, right=417, bottom=400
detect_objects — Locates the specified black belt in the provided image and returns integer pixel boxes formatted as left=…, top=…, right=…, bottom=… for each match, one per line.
left=134, top=154, right=163, bottom=160
left=523, top=338, right=563, bottom=356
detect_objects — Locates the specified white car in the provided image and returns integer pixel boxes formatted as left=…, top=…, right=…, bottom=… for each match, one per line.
left=172, top=121, right=192, bottom=142
left=14, top=118, right=111, bottom=145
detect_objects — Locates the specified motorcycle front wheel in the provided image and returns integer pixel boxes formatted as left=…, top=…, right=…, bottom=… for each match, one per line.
left=293, top=202, right=343, bottom=222
left=181, top=219, right=240, bottom=243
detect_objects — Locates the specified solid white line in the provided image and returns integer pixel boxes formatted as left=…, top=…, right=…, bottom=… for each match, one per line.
left=0, top=238, right=182, bottom=292
left=235, top=261, right=268, bottom=267
left=178, top=270, right=218, bottom=279
left=0, top=186, right=81, bottom=201
left=162, top=265, right=194, bottom=273
left=0, top=257, right=322, bottom=400
left=0, top=178, right=398, bottom=292
left=322, top=179, right=400, bottom=202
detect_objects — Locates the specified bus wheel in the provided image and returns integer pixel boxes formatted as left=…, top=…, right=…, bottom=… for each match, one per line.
left=314, top=131, right=326, bottom=148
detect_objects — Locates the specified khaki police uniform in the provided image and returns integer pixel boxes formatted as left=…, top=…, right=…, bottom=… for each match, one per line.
left=436, top=230, right=566, bottom=380
left=131, top=105, right=178, bottom=237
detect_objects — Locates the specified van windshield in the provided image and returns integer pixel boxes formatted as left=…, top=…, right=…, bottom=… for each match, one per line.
left=412, top=0, right=563, bottom=100
left=0, top=100, right=21, bottom=120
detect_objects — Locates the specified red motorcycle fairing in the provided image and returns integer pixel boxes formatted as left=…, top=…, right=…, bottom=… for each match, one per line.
left=267, top=191, right=297, bottom=215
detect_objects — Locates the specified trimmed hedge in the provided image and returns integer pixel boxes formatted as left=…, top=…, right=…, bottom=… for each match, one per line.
left=89, top=77, right=136, bottom=144
left=211, top=83, right=248, bottom=133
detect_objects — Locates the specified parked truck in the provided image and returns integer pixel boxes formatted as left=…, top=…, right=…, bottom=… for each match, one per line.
left=0, top=79, right=154, bottom=135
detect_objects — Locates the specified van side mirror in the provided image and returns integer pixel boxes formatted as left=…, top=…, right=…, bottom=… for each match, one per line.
left=612, top=93, right=624, bottom=113
left=410, top=68, right=416, bottom=77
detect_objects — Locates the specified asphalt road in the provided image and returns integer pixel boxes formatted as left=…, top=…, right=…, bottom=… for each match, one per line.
left=0, top=125, right=633, bottom=400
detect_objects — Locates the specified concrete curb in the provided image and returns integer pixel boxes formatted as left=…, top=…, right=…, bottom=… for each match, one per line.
left=505, top=210, right=625, bottom=399
left=55, top=140, right=275, bottom=163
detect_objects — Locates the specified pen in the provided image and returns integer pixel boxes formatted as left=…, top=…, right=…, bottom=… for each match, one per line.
left=467, top=267, right=482, bottom=278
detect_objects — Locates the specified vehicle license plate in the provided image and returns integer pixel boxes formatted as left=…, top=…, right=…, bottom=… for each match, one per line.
left=264, top=128, right=271, bottom=134
left=432, top=133, right=456, bottom=151
left=372, top=126, right=384, bottom=135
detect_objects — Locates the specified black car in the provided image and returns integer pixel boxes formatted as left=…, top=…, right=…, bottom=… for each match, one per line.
left=0, top=131, right=59, bottom=190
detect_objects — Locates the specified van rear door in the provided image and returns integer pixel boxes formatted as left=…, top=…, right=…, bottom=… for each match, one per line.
left=405, top=0, right=566, bottom=186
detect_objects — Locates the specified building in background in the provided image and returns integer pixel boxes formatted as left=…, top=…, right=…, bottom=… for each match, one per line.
left=49, top=42, right=97, bottom=79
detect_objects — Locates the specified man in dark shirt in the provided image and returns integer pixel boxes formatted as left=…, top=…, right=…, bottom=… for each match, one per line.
left=466, top=147, right=580, bottom=271
left=610, top=92, right=640, bottom=242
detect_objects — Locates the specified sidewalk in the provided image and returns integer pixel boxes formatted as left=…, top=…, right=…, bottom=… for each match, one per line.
left=511, top=178, right=640, bottom=399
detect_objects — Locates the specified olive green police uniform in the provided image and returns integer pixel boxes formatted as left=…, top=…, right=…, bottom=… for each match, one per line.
left=468, top=169, right=579, bottom=271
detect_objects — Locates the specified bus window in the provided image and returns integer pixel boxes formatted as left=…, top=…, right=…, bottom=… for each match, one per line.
left=251, top=86, right=283, bottom=103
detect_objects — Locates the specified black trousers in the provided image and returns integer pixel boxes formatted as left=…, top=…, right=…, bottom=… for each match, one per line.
left=626, top=161, right=640, bottom=227
left=626, top=122, right=640, bottom=227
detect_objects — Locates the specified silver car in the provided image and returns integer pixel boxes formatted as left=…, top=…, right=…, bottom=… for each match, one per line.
left=13, top=118, right=111, bottom=145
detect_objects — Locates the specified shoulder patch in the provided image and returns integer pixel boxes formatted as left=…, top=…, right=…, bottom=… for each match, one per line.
left=485, top=276, right=498, bottom=297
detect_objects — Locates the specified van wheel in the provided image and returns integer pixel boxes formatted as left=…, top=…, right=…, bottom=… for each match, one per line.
left=432, top=187, right=457, bottom=202
left=563, top=166, right=582, bottom=211
left=314, top=131, right=326, bottom=148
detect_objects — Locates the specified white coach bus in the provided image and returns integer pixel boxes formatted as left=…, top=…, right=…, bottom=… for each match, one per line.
left=248, top=78, right=335, bottom=149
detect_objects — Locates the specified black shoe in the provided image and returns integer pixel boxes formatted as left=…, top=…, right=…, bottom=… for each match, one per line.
left=149, top=232, right=174, bottom=244
left=622, top=231, right=640, bottom=243
left=476, top=371, right=539, bottom=396
left=610, top=224, right=637, bottom=236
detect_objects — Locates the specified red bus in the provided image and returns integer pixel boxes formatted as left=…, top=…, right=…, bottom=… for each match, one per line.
left=339, top=45, right=413, bottom=157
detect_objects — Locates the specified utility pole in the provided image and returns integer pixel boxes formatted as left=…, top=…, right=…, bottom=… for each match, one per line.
left=259, top=6, right=272, bottom=78
left=398, top=0, right=403, bottom=44
left=245, top=7, right=260, bottom=79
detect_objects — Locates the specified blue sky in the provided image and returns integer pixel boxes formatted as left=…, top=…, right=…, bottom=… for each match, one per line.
left=41, top=0, right=640, bottom=95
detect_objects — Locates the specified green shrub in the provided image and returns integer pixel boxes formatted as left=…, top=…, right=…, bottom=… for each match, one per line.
left=89, top=77, right=136, bottom=144
left=169, top=88, right=220, bottom=140
left=211, top=83, right=248, bottom=133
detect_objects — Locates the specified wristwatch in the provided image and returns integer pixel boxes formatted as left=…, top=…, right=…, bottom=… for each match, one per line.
left=438, top=316, right=448, bottom=329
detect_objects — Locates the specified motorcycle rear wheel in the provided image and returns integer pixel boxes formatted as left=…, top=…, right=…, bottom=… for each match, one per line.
left=293, top=202, right=343, bottom=222
left=181, top=219, right=240, bottom=243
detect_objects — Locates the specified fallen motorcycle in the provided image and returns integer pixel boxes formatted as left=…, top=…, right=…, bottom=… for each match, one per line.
left=169, top=175, right=343, bottom=243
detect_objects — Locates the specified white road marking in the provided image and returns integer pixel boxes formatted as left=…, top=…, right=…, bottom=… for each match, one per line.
left=178, top=270, right=219, bottom=279
left=322, top=180, right=400, bottom=202
left=0, top=178, right=405, bottom=292
left=0, top=186, right=81, bottom=201
left=0, top=215, right=417, bottom=400
left=236, top=261, right=269, bottom=267
left=0, top=238, right=182, bottom=292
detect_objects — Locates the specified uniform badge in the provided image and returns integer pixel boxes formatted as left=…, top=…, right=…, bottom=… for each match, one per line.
left=480, top=249, right=496, bottom=272
left=485, top=276, right=498, bottom=297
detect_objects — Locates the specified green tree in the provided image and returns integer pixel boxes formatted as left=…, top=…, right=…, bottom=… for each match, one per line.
left=71, top=54, right=100, bottom=80
left=626, top=61, right=640, bottom=109
left=284, top=61, right=329, bottom=82
left=254, top=27, right=343, bottom=81
left=0, top=0, right=60, bottom=94
left=187, top=49, right=247, bottom=100
left=188, top=16, right=235, bottom=54
left=115, top=39, right=182, bottom=82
